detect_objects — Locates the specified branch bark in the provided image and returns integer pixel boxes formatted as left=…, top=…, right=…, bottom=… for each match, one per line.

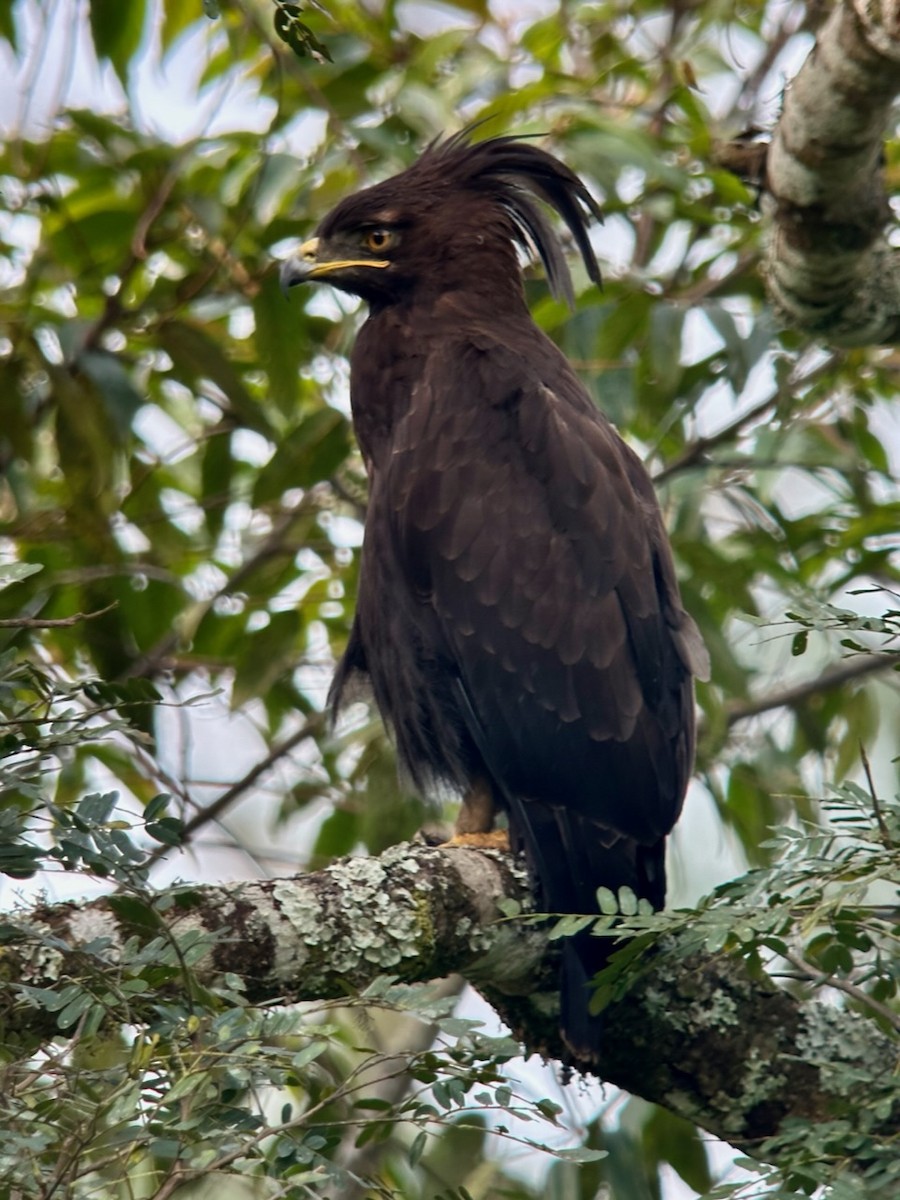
left=725, top=650, right=899, bottom=726
left=3, top=841, right=896, bottom=1163
left=721, top=0, right=900, bottom=343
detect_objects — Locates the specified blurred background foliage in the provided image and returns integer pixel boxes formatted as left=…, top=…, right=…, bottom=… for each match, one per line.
left=0, top=0, right=898, bottom=1197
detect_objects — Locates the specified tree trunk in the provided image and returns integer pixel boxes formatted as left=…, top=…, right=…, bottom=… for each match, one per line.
left=719, top=0, right=900, bottom=342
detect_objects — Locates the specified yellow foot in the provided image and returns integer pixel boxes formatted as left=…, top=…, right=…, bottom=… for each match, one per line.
left=442, top=830, right=511, bottom=852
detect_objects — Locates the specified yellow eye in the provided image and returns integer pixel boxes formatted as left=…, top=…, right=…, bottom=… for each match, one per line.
left=365, top=229, right=394, bottom=253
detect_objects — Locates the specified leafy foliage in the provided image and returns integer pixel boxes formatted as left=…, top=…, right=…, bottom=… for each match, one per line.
left=1, top=0, right=898, bottom=1196
left=563, top=785, right=899, bottom=1197
left=0, top=594, right=183, bottom=884
left=273, top=2, right=334, bottom=62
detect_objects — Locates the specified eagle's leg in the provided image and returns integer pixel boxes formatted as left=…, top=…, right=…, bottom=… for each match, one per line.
left=445, top=777, right=510, bottom=850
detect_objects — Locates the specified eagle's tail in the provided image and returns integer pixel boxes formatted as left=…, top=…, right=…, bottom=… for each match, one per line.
left=506, top=797, right=667, bottom=1069
left=448, top=680, right=667, bottom=1067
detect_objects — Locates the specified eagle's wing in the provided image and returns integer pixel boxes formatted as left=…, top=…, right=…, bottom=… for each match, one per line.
left=386, top=332, right=706, bottom=847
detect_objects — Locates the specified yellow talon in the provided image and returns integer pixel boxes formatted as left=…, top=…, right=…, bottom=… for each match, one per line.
left=442, top=830, right=511, bottom=852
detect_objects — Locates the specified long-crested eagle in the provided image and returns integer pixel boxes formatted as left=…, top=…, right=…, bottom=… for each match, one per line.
left=280, top=132, right=709, bottom=1065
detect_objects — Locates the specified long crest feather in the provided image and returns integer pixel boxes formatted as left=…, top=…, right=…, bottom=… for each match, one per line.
left=417, top=131, right=603, bottom=305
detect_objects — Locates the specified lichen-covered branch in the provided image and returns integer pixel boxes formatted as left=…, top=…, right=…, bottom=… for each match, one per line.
left=2, top=839, right=896, bottom=1163
left=724, top=0, right=900, bottom=343
left=1, top=842, right=544, bottom=1039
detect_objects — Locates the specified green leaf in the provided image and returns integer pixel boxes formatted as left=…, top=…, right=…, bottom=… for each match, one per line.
left=253, top=268, right=301, bottom=414
left=546, top=1145, right=607, bottom=1163
left=436, top=1016, right=483, bottom=1036
left=77, top=351, right=143, bottom=440
left=58, top=988, right=96, bottom=1029
left=643, top=1106, right=713, bottom=1193
left=354, top=1097, right=393, bottom=1111
left=88, top=0, right=147, bottom=86
left=161, top=0, right=202, bottom=51
left=548, top=914, right=594, bottom=940
left=0, top=2, right=17, bottom=50
left=146, top=817, right=184, bottom=846
left=157, top=320, right=269, bottom=435
left=273, top=3, right=333, bottom=62
left=594, top=293, right=651, bottom=360
left=312, top=806, right=358, bottom=863
left=200, top=425, right=235, bottom=543
left=144, top=793, right=172, bottom=821
left=252, top=408, right=350, bottom=504
left=617, top=886, right=638, bottom=916
left=291, top=1039, right=329, bottom=1069
left=648, top=303, right=685, bottom=395
left=15, top=985, right=62, bottom=1010
left=0, top=563, right=43, bottom=591
left=535, top=1097, right=563, bottom=1121
left=408, top=1130, right=427, bottom=1167
left=77, top=791, right=118, bottom=824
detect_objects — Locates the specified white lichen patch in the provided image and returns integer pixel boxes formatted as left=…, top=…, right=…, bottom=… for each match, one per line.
left=272, top=850, right=428, bottom=984
left=797, top=1002, right=890, bottom=1092
left=526, top=990, right=560, bottom=1017
left=22, top=922, right=66, bottom=983
left=375, top=843, right=435, bottom=889
left=454, top=915, right=476, bottom=939
left=67, top=904, right=123, bottom=961
left=270, top=881, right=316, bottom=978
left=332, top=862, right=422, bottom=974
left=641, top=985, right=685, bottom=1027
left=643, top=979, right=740, bottom=1034
left=711, top=1046, right=787, bottom=1134
left=693, top=987, right=740, bottom=1032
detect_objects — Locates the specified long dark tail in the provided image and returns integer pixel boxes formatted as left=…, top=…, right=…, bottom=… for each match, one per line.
left=506, top=796, right=667, bottom=1068
left=448, top=679, right=668, bottom=1066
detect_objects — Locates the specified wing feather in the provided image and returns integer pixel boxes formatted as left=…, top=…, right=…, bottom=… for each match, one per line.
left=383, top=327, right=701, bottom=842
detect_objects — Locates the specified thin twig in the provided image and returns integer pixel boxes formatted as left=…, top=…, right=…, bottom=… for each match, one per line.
left=655, top=388, right=782, bottom=484
left=785, top=949, right=900, bottom=1033
left=654, top=352, right=842, bottom=484
left=726, top=654, right=898, bottom=727
left=726, top=7, right=807, bottom=125
left=131, top=162, right=184, bottom=260
left=145, top=713, right=326, bottom=870
left=859, top=741, right=893, bottom=849
left=122, top=505, right=310, bottom=680
left=334, top=976, right=466, bottom=1200
left=0, top=602, right=119, bottom=629
left=670, top=249, right=758, bottom=306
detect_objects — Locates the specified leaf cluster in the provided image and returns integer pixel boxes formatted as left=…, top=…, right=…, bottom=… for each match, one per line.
left=549, top=785, right=900, bottom=1198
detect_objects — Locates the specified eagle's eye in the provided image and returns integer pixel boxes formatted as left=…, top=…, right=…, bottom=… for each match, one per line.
left=364, top=228, right=396, bottom=253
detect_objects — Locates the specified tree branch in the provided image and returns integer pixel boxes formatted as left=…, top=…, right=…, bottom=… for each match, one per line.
left=653, top=351, right=842, bottom=484
left=0, top=602, right=119, bottom=629
left=142, top=713, right=327, bottom=870
left=724, top=0, right=900, bottom=343
left=3, top=841, right=896, bottom=1163
left=726, top=651, right=898, bottom=726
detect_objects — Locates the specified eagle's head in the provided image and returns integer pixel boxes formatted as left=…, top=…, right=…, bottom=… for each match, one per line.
left=279, top=132, right=602, bottom=311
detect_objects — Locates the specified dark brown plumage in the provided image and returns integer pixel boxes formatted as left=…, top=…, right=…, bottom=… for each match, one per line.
left=281, top=132, right=709, bottom=1067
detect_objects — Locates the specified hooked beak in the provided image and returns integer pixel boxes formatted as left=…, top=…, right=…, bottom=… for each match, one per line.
left=279, top=237, right=390, bottom=293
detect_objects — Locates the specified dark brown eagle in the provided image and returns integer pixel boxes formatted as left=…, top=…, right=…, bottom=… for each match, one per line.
left=281, top=132, right=708, bottom=1066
